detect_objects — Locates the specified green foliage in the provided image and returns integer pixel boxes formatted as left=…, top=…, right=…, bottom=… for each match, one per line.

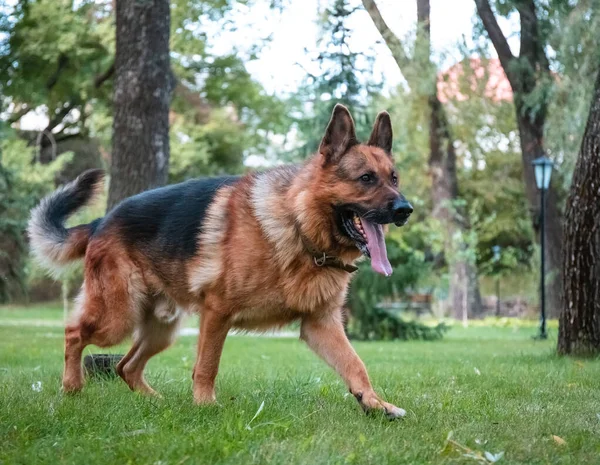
left=1, top=0, right=288, bottom=178
left=545, top=0, right=600, bottom=191
left=0, top=0, right=288, bottom=303
left=171, top=51, right=289, bottom=173
left=289, top=0, right=382, bottom=159
left=169, top=110, right=249, bottom=182
left=346, top=227, right=447, bottom=341
left=437, top=54, right=536, bottom=275
left=0, top=0, right=113, bottom=133
left=169, top=0, right=290, bottom=170
left=0, top=130, right=70, bottom=302
left=479, top=0, right=600, bottom=200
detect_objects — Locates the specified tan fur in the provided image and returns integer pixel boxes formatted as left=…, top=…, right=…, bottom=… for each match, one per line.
left=40, top=106, right=407, bottom=419
left=188, top=185, right=235, bottom=294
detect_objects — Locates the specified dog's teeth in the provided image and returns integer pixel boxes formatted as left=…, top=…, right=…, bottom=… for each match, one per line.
left=353, top=215, right=367, bottom=239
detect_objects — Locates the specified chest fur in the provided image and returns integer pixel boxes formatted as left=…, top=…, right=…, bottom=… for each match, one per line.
left=228, top=268, right=351, bottom=329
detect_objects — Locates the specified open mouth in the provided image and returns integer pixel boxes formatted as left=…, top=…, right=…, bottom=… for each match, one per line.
left=340, top=211, right=393, bottom=277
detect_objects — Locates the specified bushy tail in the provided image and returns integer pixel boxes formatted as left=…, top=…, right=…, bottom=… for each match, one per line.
left=28, top=169, right=105, bottom=273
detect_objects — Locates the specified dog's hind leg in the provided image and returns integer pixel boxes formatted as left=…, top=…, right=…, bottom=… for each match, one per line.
left=63, top=277, right=137, bottom=393
left=62, top=247, right=142, bottom=393
left=62, top=290, right=91, bottom=393
left=300, top=308, right=406, bottom=420
left=117, top=296, right=182, bottom=396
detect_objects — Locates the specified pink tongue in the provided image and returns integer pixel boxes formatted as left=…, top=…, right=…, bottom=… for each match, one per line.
left=360, top=219, right=393, bottom=276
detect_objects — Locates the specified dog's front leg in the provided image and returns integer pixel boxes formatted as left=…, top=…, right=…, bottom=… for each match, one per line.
left=300, top=309, right=405, bottom=419
left=192, top=305, right=231, bottom=404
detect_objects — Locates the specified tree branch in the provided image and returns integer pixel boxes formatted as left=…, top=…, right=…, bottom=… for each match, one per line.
left=46, top=102, right=77, bottom=133
left=415, top=0, right=434, bottom=87
left=26, top=102, right=77, bottom=147
left=518, top=0, right=536, bottom=64
left=416, top=0, right=430, bottom=37
left=7, top=105, right=30, bottom=125
left=518, top=0, right=550, bottom=75
left=474, top=0, right=515, bottom=76
left=361, top=0, right=411, bottom=72
left=46, top=54, right=69, bottom=90
left=94, top=61, right=115, bottom=88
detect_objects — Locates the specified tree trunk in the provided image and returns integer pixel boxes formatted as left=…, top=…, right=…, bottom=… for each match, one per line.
left=474, top=0, right=562, bottom=318
left=557, top=69, right=600, bottom=356
left=516, top=114, right=563, bottom=318
left=108, top=0, right=174, bottom=210
left=418, top=0, right=482, bottom=319
left=362, top=0, right=483, bottom=318
left=429, top=95, right=483, bottom=319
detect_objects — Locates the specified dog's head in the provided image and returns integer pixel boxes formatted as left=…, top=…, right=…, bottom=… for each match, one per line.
left=317, top=104, right=413, bottom=276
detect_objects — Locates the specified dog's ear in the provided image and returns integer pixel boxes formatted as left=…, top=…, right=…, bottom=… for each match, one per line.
left=367, top=111, right=393, bottom=155
left=319, top=104, right=357, bottom=164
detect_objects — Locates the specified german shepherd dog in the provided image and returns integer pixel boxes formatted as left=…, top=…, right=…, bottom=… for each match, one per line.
left=28, top=105, right=413, bottom=419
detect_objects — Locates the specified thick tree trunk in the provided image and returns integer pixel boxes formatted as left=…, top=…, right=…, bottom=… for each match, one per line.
left=557, top=69, right=600, bottom=356
left=108, top=0, right=174, bottom=210
left=516, top=115, right=563, bottom=318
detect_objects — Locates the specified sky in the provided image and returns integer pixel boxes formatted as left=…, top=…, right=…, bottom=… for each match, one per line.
left=206, top=0, right=519, bottom=96
left=18, top=0, right=520, bottom=130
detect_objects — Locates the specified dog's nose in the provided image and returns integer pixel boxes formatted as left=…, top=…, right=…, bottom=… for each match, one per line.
left=391, top=197, right=413, bottom=223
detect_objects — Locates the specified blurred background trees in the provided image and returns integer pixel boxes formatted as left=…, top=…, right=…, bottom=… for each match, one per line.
left=1, top=0, right=598, bottom=344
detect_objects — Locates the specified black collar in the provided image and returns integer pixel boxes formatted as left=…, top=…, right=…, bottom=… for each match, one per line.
left=299, top=234, right=358, bottom=274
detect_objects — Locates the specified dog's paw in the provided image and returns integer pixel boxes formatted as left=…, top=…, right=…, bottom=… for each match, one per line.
left=383, top=405, right=406, bottom=420
left=355, top=391, right=405, bottom=420
left=193, top=388, right=217, bottom=405
left=62, top=380, right=84, bottom=394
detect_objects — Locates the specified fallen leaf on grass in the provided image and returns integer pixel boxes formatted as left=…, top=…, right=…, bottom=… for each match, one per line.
left=484, top=451, right=504, bottom=463
left=245, top=400, right=265, bottom=430
left=575, top=361, right=585, bottom=368
left=441, top=432, right=504, bottom=463
left=474, top=367, right=481, bottom=376
left=463, top=451, right=486, bottom=462
left=552, top=435, right=567, bottom=446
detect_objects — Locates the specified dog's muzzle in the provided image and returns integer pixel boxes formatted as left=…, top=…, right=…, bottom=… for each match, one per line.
left=391, top=197, right=413, bottom=226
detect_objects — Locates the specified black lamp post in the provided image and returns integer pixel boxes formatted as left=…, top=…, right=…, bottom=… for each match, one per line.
left=491, top=245, right=501, bottom=316
left=532, top=156, right=554, bottom=340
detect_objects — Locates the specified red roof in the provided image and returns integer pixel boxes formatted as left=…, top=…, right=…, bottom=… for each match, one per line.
left=437, top=57, right=513, bottom=103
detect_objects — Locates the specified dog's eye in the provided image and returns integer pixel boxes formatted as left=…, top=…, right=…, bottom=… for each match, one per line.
left=360, top=174, right=374, bottom=183
left=391, top=173, right=398, bottom=186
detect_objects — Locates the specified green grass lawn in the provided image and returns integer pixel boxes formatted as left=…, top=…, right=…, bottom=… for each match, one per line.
left=1, top=305, right=599, bottom=465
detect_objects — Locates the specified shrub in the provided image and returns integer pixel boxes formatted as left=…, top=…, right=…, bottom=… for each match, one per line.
left=346, top=233, right=448, bottom=341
